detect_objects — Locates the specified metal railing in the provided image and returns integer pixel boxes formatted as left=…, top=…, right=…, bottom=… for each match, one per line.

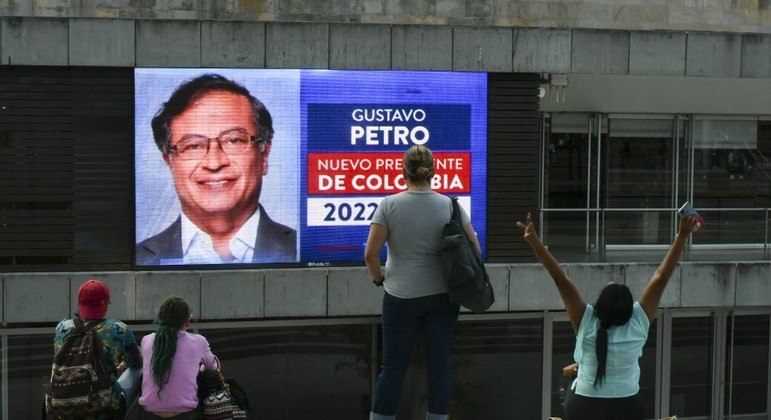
left=540, top=207, right=770, bottom=262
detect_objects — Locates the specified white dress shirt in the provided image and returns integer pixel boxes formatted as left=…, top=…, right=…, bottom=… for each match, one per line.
left=180, top=209, right=260, bottom=264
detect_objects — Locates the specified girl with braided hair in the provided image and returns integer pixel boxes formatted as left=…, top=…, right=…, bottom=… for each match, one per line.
left=138, top=296, right=218, bottom=419
left=516, top=213, right=699, bottom=419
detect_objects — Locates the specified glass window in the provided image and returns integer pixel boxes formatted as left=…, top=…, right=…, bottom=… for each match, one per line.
left=450, top=319, right=543, bottom=420
left=8, top=335, right=51, bottom=419
left=725, top=314, right=769, bottom=417
left=543, top=113, right=603, bottom=262
left=605, top=118, right=678, bottom=248
left=543, top=210, right=602, bottom=262
left=200, top=324, right=373, bottom=420
left=670, top=316, right=714, bottom=417
left=551, top=320, right=575, bottom=417
left=545, top=113, right=592, bottom=210
left=391, top=319, right=544, bottom=419
left=607, top=118, right=674, bottom=209
left=755, top=121, right=771, bottom=209
left=691, top=119, right=766, bottom=250
left=542, top=114, right=771, bottom=262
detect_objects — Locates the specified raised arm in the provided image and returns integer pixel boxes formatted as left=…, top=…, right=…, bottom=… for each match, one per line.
left=517, top=213, right=586, bottom=333
left=638, top=215, right=699, bottom=321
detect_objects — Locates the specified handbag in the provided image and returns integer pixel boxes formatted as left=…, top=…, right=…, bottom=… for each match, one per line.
left=198, top=357, right=248, bottom=420
left=441, top=196, right=494, bottom=313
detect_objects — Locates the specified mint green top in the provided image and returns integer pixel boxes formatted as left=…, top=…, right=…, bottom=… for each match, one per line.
left=571, top=302, right=650, bottom=398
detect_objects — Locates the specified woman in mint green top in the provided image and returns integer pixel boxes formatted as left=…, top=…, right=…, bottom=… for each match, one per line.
left=572, top=300, right=649, bottom=398
left=517, top=213, right=699, bottom=419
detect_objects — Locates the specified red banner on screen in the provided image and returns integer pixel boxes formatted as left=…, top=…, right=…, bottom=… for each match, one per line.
left=308, top=152, right=471, bottom=195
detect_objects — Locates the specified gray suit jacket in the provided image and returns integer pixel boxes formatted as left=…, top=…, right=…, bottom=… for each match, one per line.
left=136, top=206, right=296, bottom=265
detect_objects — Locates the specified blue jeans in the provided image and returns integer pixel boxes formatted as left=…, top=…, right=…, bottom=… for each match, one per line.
left=372, top=292, right=460, bottom=416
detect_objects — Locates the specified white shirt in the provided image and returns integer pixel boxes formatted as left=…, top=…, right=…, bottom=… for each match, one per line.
left=180, top=209, right=260, bottom=264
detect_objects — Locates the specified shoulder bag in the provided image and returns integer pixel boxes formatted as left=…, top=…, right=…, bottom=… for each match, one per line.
left=441, top=196, right=494, bottom=313
left=198, top=356, right=248, bottom=420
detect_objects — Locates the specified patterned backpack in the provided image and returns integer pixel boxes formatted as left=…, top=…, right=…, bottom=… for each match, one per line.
left=45, top=316, right=114, bottom=417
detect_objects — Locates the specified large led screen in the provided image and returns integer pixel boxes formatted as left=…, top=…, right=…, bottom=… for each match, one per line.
left=135, top=69, right=487, bottom=266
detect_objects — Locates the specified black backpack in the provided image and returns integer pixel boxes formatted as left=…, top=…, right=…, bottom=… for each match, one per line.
left=46, top=316, right=114, bottom=418
left=441, top=196, right=495, bottom=313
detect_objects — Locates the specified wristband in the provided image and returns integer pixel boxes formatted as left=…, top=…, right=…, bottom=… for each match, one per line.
left=373, top=275, right=384, bottom=287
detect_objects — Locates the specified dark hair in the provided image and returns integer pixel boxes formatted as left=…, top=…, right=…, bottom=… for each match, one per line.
left=151, top=296, right=191, bottom=396
left=151, top=74, right=274, bottom=153
left=403, top=145, right=434, bottom=184
left=593, top=283, right=633, bottom=388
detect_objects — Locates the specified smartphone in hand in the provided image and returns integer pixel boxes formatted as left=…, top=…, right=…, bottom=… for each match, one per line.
left=678, top=202, right=704, bottom=230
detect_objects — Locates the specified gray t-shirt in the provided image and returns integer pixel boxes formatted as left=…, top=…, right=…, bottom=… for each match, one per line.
left=371, top=190, right=470, bottom=299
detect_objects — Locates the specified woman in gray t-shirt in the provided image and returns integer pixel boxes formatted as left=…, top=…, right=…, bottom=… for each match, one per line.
left=364, top=145, right=480, bottom=420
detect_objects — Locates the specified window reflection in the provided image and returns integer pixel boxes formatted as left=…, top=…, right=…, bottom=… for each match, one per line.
left=391, top=319, right=545, bottom=419
left=607, top=119, right=674, bottom=209
left=542, top=114, right=771, bottom=262
left=200, top=325, right=372, bottom=420
left=543, top=211, right=602, bottom=263
left=551, top=321, right=575, bottom=418
left=670, top=317, right=714, bottom=417
left=543, top=114, right=603, bottom=262
left=451, top=319, right=543, bottom=420
left=7, top=335, right=50, bottom=419
left=0, top=311, right=765, bottom=420
left=725, top=314, right=769, bottom=417
left=689, top=120, right=771, bottom=258
left=693, top=121, right=761, bottom=219
left=546, top=131, right=589, bottom=208
left=605, top=119, right=678, bottom=247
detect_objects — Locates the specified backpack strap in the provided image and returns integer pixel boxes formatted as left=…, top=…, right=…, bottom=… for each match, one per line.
left=71, top=314, right=100, bottom=335
left=72, top=314, right=85, bottom=333
left=449, top=196, right=461, bottom=223
left=449, top=197, right=482, bottom=260
left=70, top=315, right=111, bottom=371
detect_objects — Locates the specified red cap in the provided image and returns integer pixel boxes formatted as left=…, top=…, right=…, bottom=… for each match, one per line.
left=78, top=280, right=110, bottom=319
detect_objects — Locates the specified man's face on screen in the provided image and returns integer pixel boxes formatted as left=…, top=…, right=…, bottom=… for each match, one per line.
left=164, top=90, right=269, bottom=226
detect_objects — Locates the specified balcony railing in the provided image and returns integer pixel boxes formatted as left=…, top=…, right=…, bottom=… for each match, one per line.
left=539, top=208, right=770, bottom=262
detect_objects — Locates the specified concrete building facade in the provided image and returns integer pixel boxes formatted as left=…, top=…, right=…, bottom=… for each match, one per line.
left=0, top=1, right=770, bottom=419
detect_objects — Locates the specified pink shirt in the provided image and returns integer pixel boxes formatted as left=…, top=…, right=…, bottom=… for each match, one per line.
left=139, top=331, right=218, bottom=412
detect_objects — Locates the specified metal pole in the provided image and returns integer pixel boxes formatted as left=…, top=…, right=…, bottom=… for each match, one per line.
left=2, top=334, right=7, bottom=420
left=586, top=116, right=593, bottom=253
left=765, top=208, right=769, bottom=260
left=726, top=312, right=735, bottom=420
left=660, top=310, right=672, bottom=418
left=595, top=116, right=602, bottom=255
left=654, top=310, right=664, bottom=419
left=539, top=114, right=546, bottom=210
left=542, top=312, right=554, bottom=420
left=673, top=119, right=679, bottom=210
left=600, top=209, right=606, bottom=261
